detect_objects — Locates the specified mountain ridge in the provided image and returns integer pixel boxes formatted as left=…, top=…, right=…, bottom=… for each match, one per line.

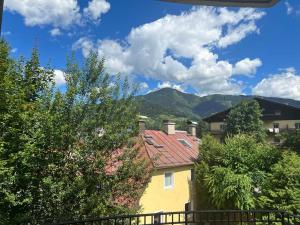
left=136, top=88, right=300, bottom=121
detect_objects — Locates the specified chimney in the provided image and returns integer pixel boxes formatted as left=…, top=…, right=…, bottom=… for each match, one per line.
left=138, top=115, right=148, bottom=134
left=163, top=120, right=176, bottom=135
left=187, top=120, right=198, bottom=137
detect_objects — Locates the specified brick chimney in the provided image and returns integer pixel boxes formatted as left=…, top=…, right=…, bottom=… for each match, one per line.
left=187, top=120, right=198, bottom=137
left=163, top=120, right=176, bottom=135
left=138, top=115, right=148, bottom=134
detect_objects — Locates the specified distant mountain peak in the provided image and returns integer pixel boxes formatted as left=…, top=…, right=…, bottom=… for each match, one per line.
left=136, top=88, right=300, bottom=120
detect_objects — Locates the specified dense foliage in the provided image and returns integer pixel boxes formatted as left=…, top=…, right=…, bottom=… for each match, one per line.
left=195, top=100, right=300, bottom=213
left=281, top=130, right=300, bottom=154
left=0, top=40, right=150, bottom=224
left=258, top=152, right=300, bottom=214
left=225, top=100, right=266, bottom=141
left=195, top=135, right=280, bottom=210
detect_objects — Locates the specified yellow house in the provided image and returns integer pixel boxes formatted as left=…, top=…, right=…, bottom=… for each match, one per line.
left=138, top=120, right=199, bottom=217
left=203, top=97, right=300, bottom=143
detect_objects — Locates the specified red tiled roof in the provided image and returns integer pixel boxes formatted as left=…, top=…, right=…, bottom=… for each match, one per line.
left=142, top=130, right=199, bottom=169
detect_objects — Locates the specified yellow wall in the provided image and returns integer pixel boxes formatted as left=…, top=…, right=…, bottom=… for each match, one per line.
left=210, top=120, right=300, bottom=131
left=263, top=120, right=300, bottom=129
left=210, top=122, right=226, bottom=131
left=139, top=165, right=194, bottom=214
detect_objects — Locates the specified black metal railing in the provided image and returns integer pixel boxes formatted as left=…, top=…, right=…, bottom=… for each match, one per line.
left=46, top=210, right=300, bottom=225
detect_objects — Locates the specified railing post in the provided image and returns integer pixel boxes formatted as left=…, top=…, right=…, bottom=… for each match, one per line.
left=185, top=211, right=188, bottom=225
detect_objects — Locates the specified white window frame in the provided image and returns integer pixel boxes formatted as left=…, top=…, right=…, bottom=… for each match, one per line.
left=295, top=123, right=300, bottom=129
left=273, top=123, right=279, bottom=129
left=164, top=172, right=174, bottom=189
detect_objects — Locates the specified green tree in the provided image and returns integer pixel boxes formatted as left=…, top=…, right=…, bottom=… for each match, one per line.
left=258, top=152, right=300, bottom=214
left=281, top=130, right=300, bottom=154
left=0, top=40, right=150, bottom=224
left=195, top=134, right=280, bottom=210
left=225, top=100, right=265, bottom=141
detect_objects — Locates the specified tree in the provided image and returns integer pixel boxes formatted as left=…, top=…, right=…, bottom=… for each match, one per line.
left=258, top=152, right=300, bottom=214
left=281, top=130, right=300, bottom=154
left=0, top=40, right=150, bottom=224
left=225, top=100, right=265, bottom=142
left=195, top=134, right=280, bottom=210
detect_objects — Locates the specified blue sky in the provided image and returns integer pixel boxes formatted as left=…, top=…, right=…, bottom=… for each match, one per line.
left=3, top=0, right=300, bottom=99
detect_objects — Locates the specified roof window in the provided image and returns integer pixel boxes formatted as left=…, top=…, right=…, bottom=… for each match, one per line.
left=178, top=139, right=192, bottom=148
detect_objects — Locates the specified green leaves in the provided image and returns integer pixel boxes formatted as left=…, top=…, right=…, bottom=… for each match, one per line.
left=225, top=100, right=266, bottom=142
left=0, top=40, right=149, bottom=224
left=258, top=152, right=300, bottom=214
left=195, top=134, right=281, bottom=210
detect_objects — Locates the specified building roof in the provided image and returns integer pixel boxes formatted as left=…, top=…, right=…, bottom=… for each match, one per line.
left=142, top=130, right=199, bottom=169
left=160, top=0, right=279, bottom=8
left=203, top=97, right=300, bottom=123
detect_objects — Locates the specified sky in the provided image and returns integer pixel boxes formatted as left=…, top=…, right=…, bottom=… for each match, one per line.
left=3, top=0, right=300, bottom=100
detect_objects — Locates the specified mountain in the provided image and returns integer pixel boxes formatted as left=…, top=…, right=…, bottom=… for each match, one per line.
left=136, top=88, right=300, bottom=123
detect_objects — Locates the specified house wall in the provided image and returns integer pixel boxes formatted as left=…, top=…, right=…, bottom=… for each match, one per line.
left=263, top=120, right=300, bottom=129
left=139, top=165, right=194, bottom=214
left=210, top=120, right=300, bottom=131
left=210, top=122, right=226, bottom=131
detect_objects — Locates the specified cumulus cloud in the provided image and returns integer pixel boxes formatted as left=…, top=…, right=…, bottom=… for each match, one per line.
left=285, top=1, right=293, bottom=15
left=252, top=68, right=300, bottom=100
left=84, top=0, right=110, bottom=22
left=11, top=48, right=17, bottom=54
left=74, top=7, right=264, bottom=95
left=54, top=69, right=66, bottom=86
left=233, top=58, right=262, bottom=76
left=73, top=37, right=95, bottom=57
left=5, top=0, right=81, bottom=28
left=140, top=82, right=149, bottom=90
left=50, top=28, right=62, bottom=37
left=157, top=82, right=185, bottom=92
left=5, top=0, right=110, bottom=30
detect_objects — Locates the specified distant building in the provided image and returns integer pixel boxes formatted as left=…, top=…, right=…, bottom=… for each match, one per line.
left=203, top=97, right=300, bottom=143
left=138, top=119, right=199, bottom=217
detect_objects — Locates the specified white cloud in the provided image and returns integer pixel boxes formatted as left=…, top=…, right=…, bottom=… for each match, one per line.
left=54, top=69, right=66, bottom=86
left=72, top=37, right=95, bottom=57
left=157, top=82, right=185, bottom=92
left=11, top=48, right=17, bottom=54
left=50, top=28, right=62, bottom=37
left=285, top=1, right=293, bottom=15
left=233, top=58, right=262, bottom=76
left=84, top=0, right=110, bottom=22
left=252, top=68, right=300, bottom=100
left=5, top=0, right=110, bottom=31
left=2, top=31, right=11, bottom=36
left=5, top=0, right=81, bottom=28
left=74, top=7, right=264, bottom=95
left=140, top=82, right=149, bottom=90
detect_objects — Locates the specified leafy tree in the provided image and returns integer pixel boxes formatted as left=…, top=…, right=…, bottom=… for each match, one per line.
left=0, top=40, right=150, bottom=224
left=195, top=134, right=280, bottom=210
left=258, top=152, right=300, bottom=214
left=281, top=130, right=300, bottom=154
left=225, top=100, right=265, bottom=141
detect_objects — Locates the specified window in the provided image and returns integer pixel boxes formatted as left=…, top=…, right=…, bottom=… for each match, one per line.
left=295, top=123, right=300, bottom=129
left=164, top=172, right=174, bottom=188
left=273, top=123, right=279, bottom=129
left=274, top=110, right=281, bottom=116
left=220, top=123, right=227, bottom=131
left=178, top=139, right=192, bottom=148
left=154, top=212, right=163, bottom=224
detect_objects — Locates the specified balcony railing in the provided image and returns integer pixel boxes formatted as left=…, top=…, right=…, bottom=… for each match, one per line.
left=46, top=210, right=300, bottom=225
